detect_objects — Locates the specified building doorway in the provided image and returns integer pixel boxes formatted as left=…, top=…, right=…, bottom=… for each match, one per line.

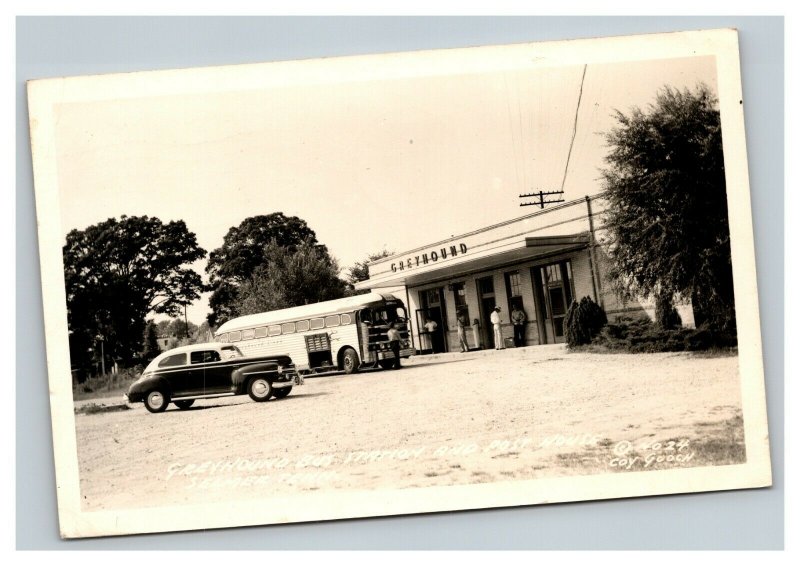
left=417, top=287, right=447, bottom=353
left=476, top=276, right=497, bottom=349
left=531, top=261, right=574, bottom=344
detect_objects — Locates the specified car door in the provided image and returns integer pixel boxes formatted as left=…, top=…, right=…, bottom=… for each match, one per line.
left=156, top=352, right=196, bottom=396
left=191, top=349, right=230, bottom=394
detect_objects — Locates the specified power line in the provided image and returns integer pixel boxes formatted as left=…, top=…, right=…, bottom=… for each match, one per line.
left=559, top=64, right=588, bottom=193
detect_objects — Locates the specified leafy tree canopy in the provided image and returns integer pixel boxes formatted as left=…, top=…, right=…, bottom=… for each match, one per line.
left=234, top=239, right=348, bottom=316
left=64, top=215, right=206, bottom=368
left=346, top=249, right=394, bottom=286
left=205, top=213, right=333, bottom=325
left=601, top=84, right=735, bottom=333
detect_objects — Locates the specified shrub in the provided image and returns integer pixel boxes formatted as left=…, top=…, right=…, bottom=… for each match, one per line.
left=565, top=296, right=608, bottom=347
left=587, top=317, right=738, bottom=354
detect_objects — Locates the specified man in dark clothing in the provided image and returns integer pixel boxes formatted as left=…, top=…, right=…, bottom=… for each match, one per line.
left=387, top=322, right=402, bottom=369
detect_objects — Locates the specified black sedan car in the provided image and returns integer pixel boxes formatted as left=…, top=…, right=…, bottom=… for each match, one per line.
left=125, top=343, right=303, bottom=413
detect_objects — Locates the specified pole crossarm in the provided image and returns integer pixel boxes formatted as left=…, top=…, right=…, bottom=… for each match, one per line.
left=519, top=189, right=565, bottom=208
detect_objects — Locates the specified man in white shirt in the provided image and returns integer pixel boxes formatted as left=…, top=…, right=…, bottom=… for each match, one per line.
left=490, top=306, right=504, bottom=350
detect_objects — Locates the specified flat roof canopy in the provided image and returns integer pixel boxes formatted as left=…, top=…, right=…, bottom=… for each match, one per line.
left=355, top=233, right=589, bottom=290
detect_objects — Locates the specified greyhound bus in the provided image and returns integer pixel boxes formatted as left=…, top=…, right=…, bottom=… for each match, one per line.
left=214, top=293, right=414, bottom=374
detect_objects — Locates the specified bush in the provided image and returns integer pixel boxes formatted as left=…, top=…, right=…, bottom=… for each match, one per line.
left=564, top=296, right=608, bottom=347
left=588, top=318, right=738, bottom=354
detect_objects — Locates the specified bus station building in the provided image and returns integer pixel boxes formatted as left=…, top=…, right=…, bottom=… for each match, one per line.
left=353, top=195, right=666, bottom=353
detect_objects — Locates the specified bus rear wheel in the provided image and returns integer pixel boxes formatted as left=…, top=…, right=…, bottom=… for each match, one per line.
left=341, top=348, right=360, bottom=374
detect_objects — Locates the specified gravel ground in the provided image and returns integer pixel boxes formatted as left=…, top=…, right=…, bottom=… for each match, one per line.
left=73, top=345, right=743, bottom=511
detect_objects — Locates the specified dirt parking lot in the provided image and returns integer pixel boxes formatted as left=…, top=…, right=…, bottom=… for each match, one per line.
left=73, top=345, right=744, bottom=511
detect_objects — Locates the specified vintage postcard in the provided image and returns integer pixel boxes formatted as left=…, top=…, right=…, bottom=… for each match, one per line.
left=27, top=28, right=771, bottom=538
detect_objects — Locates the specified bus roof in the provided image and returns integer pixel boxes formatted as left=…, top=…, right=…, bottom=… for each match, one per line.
left=216, top=292, right=400, bottom=334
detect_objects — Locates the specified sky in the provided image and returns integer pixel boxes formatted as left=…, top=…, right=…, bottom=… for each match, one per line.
left=54, top=54, right=718, bottom=325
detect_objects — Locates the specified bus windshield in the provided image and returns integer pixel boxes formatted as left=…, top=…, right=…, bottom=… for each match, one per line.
left=363, top=305, right=407, bottom=325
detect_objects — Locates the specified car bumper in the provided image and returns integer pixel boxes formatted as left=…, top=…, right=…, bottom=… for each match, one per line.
left=272, top=372, right=304, bottom=388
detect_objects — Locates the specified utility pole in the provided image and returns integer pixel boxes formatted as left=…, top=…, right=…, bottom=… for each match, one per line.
left=184, top=304, right=189, bottom=340
left=585, top=195, right=604, bottom=308
left=96, top=334, right=106, bottom=375
left=519, top=189, right=565, bottom=208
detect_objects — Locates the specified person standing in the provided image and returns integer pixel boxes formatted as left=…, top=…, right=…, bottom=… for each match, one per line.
left=423, top=317, right=438, bottom=353
left=456, top=311, right=469, bottom=352
left=386, top=322, right=402, bottom=369
left=511, top=304, right=527, bottom=347
left=490, top=306, right=504, bottom=350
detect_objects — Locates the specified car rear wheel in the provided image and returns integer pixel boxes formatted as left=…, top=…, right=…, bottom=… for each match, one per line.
left=144, top=389, right=170, bottom=413
left=341, top=347, right=360, bottom=374
left=248, top=377, right=272, bottom=402
left=174, top=400, right=195, bottom=410
left=272, top=386, right=292, bottom=399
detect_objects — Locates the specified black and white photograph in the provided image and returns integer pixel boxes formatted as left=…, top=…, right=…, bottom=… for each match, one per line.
left=26, top=27, right=772, bottom=538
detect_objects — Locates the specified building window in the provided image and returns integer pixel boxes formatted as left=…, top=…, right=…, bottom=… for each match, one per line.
left=452, top=282, right=469, bottom=321
left=505, top=271, right=524, bottom=311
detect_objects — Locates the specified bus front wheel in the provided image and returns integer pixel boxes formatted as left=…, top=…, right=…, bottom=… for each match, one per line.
left=341, top=348, right=360, bottom=374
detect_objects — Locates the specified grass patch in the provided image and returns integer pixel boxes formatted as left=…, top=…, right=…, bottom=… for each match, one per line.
left=72, top=367, right=141, bottom=401
left=75, top=403, right=132, bottom=415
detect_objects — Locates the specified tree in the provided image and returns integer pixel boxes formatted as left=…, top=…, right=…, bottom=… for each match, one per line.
left=234, top=239, right=348, bottom=316
left=63, top=215, right=206, bottom=370
left=600, top=84, right=735, bottom=334
left=345, top=249, right=393, bottom=287
left=166, top=318, right=198, bottom=342
left=205, top=213, right=329, bottom=325
left=193, top=320, right=214, bottom=343
left=142, top=320, right=161, bottom=361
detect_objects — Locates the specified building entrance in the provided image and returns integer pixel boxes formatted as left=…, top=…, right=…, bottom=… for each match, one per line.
left=416, top=287, right=447, bottom=353
left=476, top=276, right=497, bottom=349
left=531, top=261, right=574, bottom=344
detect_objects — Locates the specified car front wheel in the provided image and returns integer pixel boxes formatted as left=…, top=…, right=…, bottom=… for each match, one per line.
left=272, top=386, right=292, bottom=399
left=144, top=389, right=170, bottom=413
left=248, top=377, right=272, bottom=402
